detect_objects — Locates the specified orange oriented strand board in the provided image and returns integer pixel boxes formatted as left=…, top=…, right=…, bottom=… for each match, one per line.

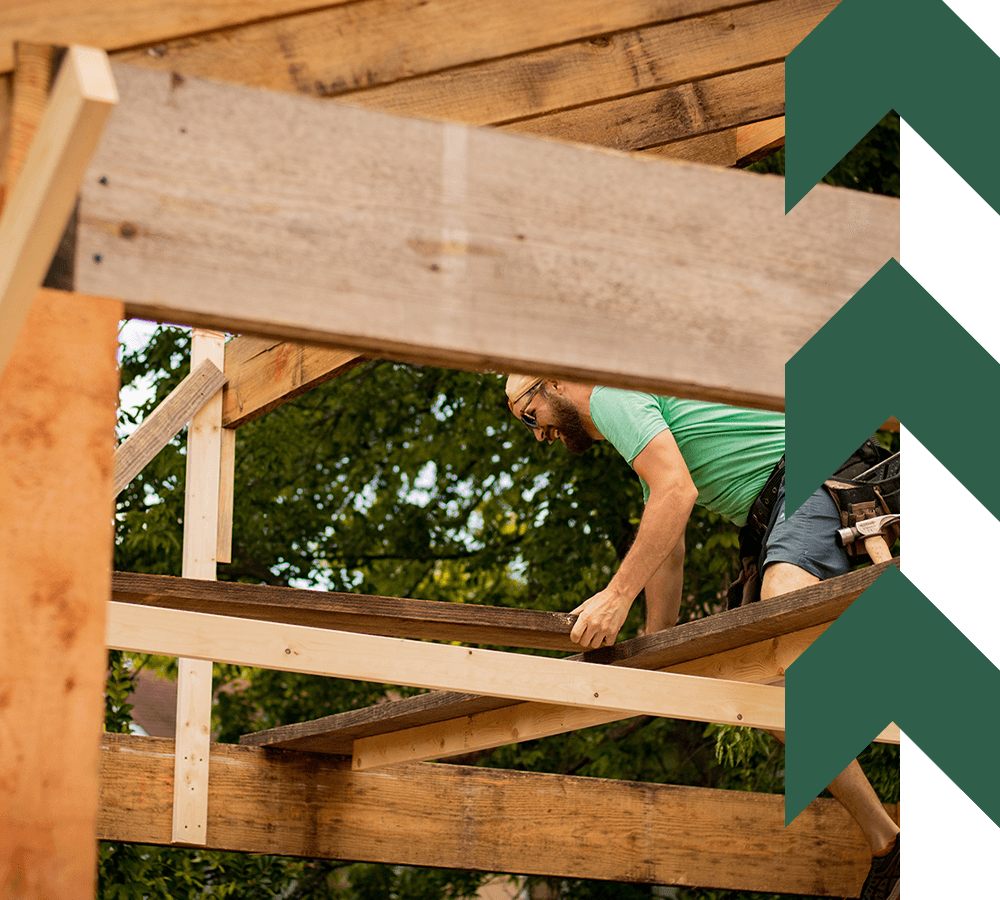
left=0, top=287, right=122, bottom=900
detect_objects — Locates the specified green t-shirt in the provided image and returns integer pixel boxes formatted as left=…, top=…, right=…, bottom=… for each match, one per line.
left=589, top=387, right=784, bottom=527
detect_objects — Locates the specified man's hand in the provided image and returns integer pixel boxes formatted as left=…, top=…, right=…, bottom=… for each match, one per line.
left=570, top=588, right=632, bottom=650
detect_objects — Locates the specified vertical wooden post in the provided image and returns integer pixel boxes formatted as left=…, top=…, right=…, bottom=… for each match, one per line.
left=0, top=289, right=121, bottom=899
left=171, top=328, right=225, bottom=844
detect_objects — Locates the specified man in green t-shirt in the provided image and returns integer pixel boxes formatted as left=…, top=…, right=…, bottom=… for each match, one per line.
left=504, top=374, right=899, bottom=900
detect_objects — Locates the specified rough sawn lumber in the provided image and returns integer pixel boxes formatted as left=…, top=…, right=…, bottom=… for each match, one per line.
left=241, top=561, right=898, bottom=753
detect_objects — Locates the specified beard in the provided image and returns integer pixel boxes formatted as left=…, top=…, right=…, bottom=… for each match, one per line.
left=545, top=389, right=595, bottom=455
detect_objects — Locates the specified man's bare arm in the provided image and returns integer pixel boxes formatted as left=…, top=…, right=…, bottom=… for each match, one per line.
left=570, top=430, right=696, bottom=649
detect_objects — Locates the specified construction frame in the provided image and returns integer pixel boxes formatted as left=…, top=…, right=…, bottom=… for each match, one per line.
left=0, top=4, right=900, bottom=898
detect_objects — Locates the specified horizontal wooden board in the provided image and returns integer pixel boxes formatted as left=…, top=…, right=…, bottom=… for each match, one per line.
left=221, top=335, right=364, bottom=427
left=243, top=561, right=897, bottom=752
left=99, top=735, right=897, bottom=896
left=111, top=571, right=580, bottom=651
left=105, top=601, right=785, bottom=730
left=503, top=63, right=784, bottom=152
left=112, top=0, right=772, bottom=97
left=76, top=65, right=899, bottom=409
left=0, top=1, right=352, bottom=75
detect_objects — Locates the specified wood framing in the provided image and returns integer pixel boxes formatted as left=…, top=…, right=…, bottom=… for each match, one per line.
left=105, top=601, right=785, bottom=731
left=99, top=735, right=899, bottom=897
left=221, top=335, right=365, bottom=428
left=243, top=561, right=899, bottom=753
left=113, top=357, right=226, bottom=495
left=76, top=63, right=897, bottom=410
left=0, top=287, right=121, bottom=900
left=0, top=45, right=116, bottom=373
left=172, top=329, right=225, bottom=844
left=110, top=571, right=579, bottom=651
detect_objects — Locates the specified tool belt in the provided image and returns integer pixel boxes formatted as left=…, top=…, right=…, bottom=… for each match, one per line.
left=726, top=437, right=898, bottom=610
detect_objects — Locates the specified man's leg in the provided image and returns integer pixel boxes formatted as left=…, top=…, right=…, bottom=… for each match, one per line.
left=761, top=563, right=900, bottom=857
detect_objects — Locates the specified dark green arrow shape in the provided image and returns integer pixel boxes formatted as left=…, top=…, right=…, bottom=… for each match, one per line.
left=785, top=258, right=1000, bottom=517
left=785, top=565, right=1000, bottom=825
left=785, top=0, right=1000, bottom=212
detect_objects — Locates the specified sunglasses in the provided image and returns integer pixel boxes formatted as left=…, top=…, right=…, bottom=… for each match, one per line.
left=511, top=380, right=544, bottom=430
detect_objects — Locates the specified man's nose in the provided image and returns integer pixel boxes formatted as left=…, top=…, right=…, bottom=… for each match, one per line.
left=533, top=426, right=546, bottom=442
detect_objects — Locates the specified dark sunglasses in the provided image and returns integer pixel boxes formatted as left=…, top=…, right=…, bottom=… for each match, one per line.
left=512, top=380, right=544, bottom=430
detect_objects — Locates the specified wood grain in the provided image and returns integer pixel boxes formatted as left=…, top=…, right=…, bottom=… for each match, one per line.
left=221, top=335, right=365, bottom=427
left=0, top=45, right=116, bottom=374
left=111, top=570, right=580, bottom=651
left=1, top=288, right=121, bottom=900
left=243, top=561, right=898, bottom=753
left=0, top=1, right=355, bottom=75
left=642, top=117, right=785, bottom=168
left=113, top=358, right=226, bottom=495
left=105, top=600, right=785, bottom=731
left=76, top=64, right=899, bottom=410
left=98, top=734, right=898, bottom=896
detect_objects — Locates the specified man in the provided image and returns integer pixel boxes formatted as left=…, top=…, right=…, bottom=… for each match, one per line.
left=504, top=374, right=900, bottom=900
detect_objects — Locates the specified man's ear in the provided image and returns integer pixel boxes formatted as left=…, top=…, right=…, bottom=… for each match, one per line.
left=548, top=379, right=564, bottom=394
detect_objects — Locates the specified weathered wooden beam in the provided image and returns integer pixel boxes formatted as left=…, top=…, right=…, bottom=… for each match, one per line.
left=99, top=734, right=898, bottom=897
left=76, top=64, right=898, bottom=410
left=503, top=63, right=784, bottom=152
left=0, top=1, right=349, bottom=75
left=243, top=561, right=897, bottom=753
left=1, top=287, right=121, bottom=900
left=641, top=118, right=783, bottom=168
left=111, top=571, right=579, bottom=651
left=105, top=601, right=784, bottom=731
left=333, top=0, right=830, bottom=128
left=111, top=0, right=776, bottom=98
left=0, top=45, right=116, bottom=375
left=221, top=335, right=365, bottom=428
left=113, top=358, right=226, bottom=495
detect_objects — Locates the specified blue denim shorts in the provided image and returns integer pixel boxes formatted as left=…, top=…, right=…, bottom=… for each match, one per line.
left=760, top=479, right=850, bottom=581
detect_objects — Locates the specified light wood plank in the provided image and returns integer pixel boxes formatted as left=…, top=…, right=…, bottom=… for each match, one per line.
left=335, top=0, right=831, bottom=127
left=0, top=1, right=355, bottom=75
left=0, top=45, right=116, bottom=375
left=113, top=358, right=226, bottom=495
left=243, top=561, right=899, bottom=752
left=1, top=288, right=121, bottom=900
left=105, top=601, right=785, bottom=731
left=111, top=570, right=580, bottom=651
left=221, top=335, right=364, bottom=427
left=217, top=424, right=235, bottom=563
left=76, top=65, right=898, bottom=410
left=353, top=624, right=898, bottom=770
left=736, top=115, right=786, bottom=165
left=172, top=329, right=224, bottom=845
left=112, top=0, right=769, bottom=97
left=503, top=63, right=783, bottom=151
left=99, top=734, right=898, bottom=896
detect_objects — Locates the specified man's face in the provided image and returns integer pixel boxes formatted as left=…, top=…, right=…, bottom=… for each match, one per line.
left=515, top=383, right=594, bottom=455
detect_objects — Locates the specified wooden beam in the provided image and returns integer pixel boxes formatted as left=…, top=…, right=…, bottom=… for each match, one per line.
left=172, top=329, right=225, bottom=845
left=105, top=601, right=784, bottom=731
left=111, top=0, right=777, bottom=97
left=76, top=64, right=898, bottom=410
left=736, top=115, right=787, bottom=166
left=1, top=287, right=121, bottom=900
left=112, top=571, right=580, bottom=650
left=98, top=734, right=898, bottom=897
left=113, top=358, right=226, bottom=495
left=242, top=561, right=898, bottom=753
left=333, top=0, right=830, bottom=127
left=502, top=63, right=784, bottom=152
left=216, top=425, right=235, bottom=563
left=221, top=335, right=365, bottom=428
left=352, top=624, right=898, bottom=770
left=0, top=1, right=353, bottom=75
left=0, top=45, right=116, bottom=375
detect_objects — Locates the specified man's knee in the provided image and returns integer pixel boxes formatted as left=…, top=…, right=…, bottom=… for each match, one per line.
left=760, top=562, right=819, bottom=601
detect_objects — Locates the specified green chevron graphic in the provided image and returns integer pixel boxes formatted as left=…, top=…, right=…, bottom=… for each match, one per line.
left=785, top=566, right=1000, bottom=824
left=785, top=259, right=1000, bottom=517
left=785, top=0, right=1000, bottom=212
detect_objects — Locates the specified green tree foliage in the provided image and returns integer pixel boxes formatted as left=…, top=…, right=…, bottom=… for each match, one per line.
left=104, top=116, right=899, bottom=899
